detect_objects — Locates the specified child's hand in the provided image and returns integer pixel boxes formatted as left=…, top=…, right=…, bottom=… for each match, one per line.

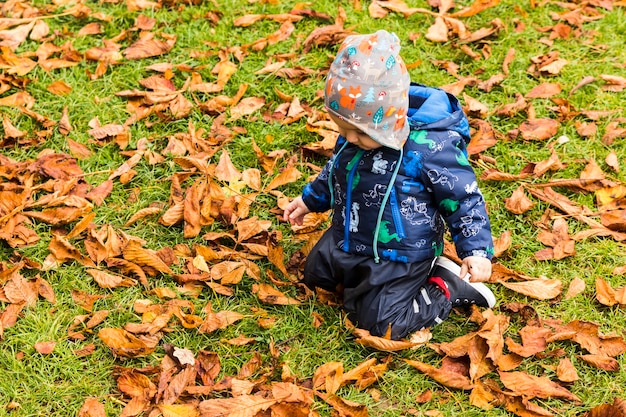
left=283, top=196, right=310, bottom=226
left=460, top=256, right=492, bottom=282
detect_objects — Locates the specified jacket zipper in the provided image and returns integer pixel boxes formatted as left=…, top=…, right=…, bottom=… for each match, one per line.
left=389, top=186, right=406, bottom=238
left=343, top=150, right=364, bottom=251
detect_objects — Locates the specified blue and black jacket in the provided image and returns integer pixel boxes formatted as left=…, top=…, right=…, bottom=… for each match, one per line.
left=301, top=83, right=494, bottom=263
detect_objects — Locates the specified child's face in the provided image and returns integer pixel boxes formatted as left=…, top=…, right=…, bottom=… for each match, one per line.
left=330, top=114, right=382, bottom=151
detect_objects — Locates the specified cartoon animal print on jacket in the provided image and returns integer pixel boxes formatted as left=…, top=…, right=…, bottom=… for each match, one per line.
left=400, top=197, right=436, bottom=229
left=427, top=167, right=459, bottom=190
left=371, top=152, right=388, bottom=174
left=459, top=209, right=487, bottom=238
left=363, top=184, right=387, bottom=207
left=341, top=201, right=361, bottom=233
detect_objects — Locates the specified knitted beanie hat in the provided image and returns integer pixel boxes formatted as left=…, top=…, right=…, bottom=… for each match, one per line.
left=325, top=30, right=411, bottom=150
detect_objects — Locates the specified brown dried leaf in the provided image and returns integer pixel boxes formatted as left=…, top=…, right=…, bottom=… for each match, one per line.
left=252, top=283, right=301, bottom=305
left=34, top=341, right=56, bottom=355
left=214, top=149, right=242, bottom=182
left=519, top=118, right=559, bottom=141
left=565, top=277, right=586, bottom=299
left=123, top=240, right=173, bottom=276
left=498, top=371, right=581, bottom=402
left=504, top=186, right=536, bottom=214
left=98, top=327, right=156, bottom=358
left=265, top=166, right=302, bottom=191
left=578, top=354, right=620, bottom=371
left=556, top=357, right=579, bottom=383
left=405, top=359, right=474, bottom=390
left=199, top=395, right=276, bottom=417
left=124, top=33, right=176, bottom=60
left=526, top=83, right=561, bottom=98
left=500, top=278, right=562, bottom=300
left=78, top=398, right=106, bottom=417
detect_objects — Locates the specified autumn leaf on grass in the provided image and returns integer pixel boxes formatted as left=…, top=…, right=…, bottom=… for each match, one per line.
left=404, top=358, right=474, bottom=390
left=157, top=404, right=199, bottom=417
left=565, top=277, right=586, bottom=299
left=518, top=118, right=559, bottom=141
left=550, top=320, right=626, bottom=357
left=500, top=277, right=562, bottom=300
left=3, top=274, right=38, bottom=306
left=596, top=277, right=626, bottom=307
left=315, top=392, right=368, bottom=417
left=313, top=362, right=344, bottom=394
left=236, top=216, right=272, bottom=242
left=252, top=283, right=301, bottom=305
left=47, top=235, right=96, bottom=268
left=505, top=326, right=551, bottom=358
left=124, top=32, right=176, bottom=59
left=579, top=354, right=620, bottom=372
left=87, top=268, right=136, bottom=288
left=123, top=240, right=173, bottom=276
left=583, top=398, right=626, bottom=417
left=504, top=186, right=536, bottom=215
left=535, top=217, right=576, bottom=261
left=215, top=149, right=242, bottom=183
left=352, top=327, right=425, bottom=352
left=199, top=395, right=277, bottom=417
left=229, top=96, right=265, bottom=121
left=498, top=371, right=581, bottom=403
left=265, top=166, right=302, bottom=191
left=78, top=398, right=106, bottom=417
left=198, top=309, right=244, bottom=334
left=98, top=327, right=158, bottom=358
left=34, top=341, right=56, bottom=355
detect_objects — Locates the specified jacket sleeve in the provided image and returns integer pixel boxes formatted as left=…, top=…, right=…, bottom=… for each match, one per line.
left=421, top=134, right=494, bottom=260
left=301, top=139, right=344, bottom=212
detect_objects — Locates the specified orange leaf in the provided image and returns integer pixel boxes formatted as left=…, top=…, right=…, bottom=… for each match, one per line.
left=519, top=118, right=559, bottom=141
left=78, top=398, right=106, bottom=417
left=596, top=277, right=619, bottom=306
left=87, top=268, right=136, bottom=289
left=556, top=358, right=579, bottom=383
left=504, top=186, right=536, bottom=214
left=230, top=96, right=265, bottom=120
left=123, top=240, right=174, bottom=275
left=98, top=328, right=156, bottom=357
left=199, top=395, right=276, bottom=417
left=158, top=404, right=199, bottom=417
left=578, top=354, right=620, bottom=371
left=505, top=326, right=551, bottom=358
left=124, top=33, right=176, bottom=59
left=498, top=371, right=581, bottom=402
left=313, top=361, right=344, bottom=393
left=34, top=341, right=56, bottom=355
left=405, top=359, right=474, bottom=390
left=252, top=283, right=301, bottom=305
left=500, top=278, right=562, bottom=300
left=526, top=82, right=561, bottom=98
left=315, top=392, right=368, bottom=417
left=565, top=277, right=586, bottom=299
left=215, top=149, right=242, bottom=182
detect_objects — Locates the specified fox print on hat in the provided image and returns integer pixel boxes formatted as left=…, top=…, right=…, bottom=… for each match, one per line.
left=325, top=30, right=411, bottom=150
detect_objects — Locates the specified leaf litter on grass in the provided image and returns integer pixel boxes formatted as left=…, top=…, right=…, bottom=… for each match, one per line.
left=1, top=0, right=626, bottom=415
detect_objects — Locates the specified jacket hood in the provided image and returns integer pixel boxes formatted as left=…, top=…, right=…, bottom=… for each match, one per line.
left=407, top=83, right=471, bottom=144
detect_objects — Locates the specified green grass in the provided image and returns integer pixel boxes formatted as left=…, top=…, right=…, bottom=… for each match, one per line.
left=1, top=0, right=626, bottom=416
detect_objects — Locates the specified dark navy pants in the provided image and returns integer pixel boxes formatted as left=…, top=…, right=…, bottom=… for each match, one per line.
left=304, top=230, right=452, bottom=340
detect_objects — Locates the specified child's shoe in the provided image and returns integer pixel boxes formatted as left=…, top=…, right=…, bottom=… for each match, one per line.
left=429, top=256, right=496, bottom=308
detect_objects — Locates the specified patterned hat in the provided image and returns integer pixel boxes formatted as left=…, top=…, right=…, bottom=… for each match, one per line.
left=325, top=30, right=411, bottom=150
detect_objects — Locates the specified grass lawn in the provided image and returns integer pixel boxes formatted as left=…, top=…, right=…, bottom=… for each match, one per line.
left=1, top=0, right=625, bottom=416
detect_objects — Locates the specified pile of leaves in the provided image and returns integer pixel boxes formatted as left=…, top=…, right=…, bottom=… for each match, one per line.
left=1, top=0, right=626, bottom=416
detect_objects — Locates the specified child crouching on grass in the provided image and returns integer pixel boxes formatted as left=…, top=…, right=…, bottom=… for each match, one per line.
left=284, top=30, right=496, bottom=340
